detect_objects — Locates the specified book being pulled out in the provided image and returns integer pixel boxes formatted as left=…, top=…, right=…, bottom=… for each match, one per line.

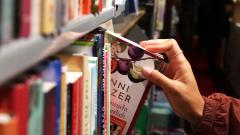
left=106, top=30, right=166, bottom=135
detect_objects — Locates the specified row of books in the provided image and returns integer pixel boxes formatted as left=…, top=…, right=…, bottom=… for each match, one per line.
left=0, top=0, right=110, bottom=45
left=0, top=29, right=111, bottom=135
left=0, top=27, right=163, bottom=135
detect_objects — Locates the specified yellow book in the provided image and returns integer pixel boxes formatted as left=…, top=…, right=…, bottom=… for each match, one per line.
left=41, top=0, right=56, bottom=35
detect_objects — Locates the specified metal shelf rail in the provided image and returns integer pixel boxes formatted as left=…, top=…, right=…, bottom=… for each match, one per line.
left=0, top=5, right=124, bottom=85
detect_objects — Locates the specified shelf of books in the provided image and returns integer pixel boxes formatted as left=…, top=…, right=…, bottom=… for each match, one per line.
left=0, top=4, right=125, bottom=85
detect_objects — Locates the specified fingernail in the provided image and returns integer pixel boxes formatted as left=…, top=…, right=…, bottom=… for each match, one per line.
left=141, top=67, right=154, bottom=78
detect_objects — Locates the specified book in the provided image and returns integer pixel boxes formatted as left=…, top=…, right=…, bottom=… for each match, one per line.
left=40, top=61, right=58, bottom=135
left=1, top=0, right=14, bottom=43
left=20, top=0, right=31, bottom=37
left=0, top=113, right=18, bottom=135
left=31, top=0, right=40, bottom=37
left=82, top=0, right=92, bottom=15
left=0, top=80, right=30, bottom=135
left=89, top=57, right=98, bottom=135
left=60, top=66, right=67, bottom=135
left=66, top=71, right=83, bottom=135
left=28, top=74, right=44, bottom=135
left=105, top=30, right=164, bottom=135
left=41, top=0, right=56, bottom=35
left=57, top=54, right=85, bottom=135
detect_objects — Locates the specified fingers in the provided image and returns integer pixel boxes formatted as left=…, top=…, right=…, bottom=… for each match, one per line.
left=141, top=67, right=173, bottom=90
left=140, top=39, right=183, bottom=61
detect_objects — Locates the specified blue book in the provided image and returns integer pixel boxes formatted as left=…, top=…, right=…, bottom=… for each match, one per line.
left=94, top=33, right=105, bottom=134
left=50, top=58, right=62, bottom=135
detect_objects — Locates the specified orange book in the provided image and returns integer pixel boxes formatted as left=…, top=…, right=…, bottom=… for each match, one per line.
left=82, top=0, right=91, bottom=15
left=0, top=113, right=18, bottom=135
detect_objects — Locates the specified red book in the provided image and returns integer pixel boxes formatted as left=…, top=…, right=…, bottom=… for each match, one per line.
left=82, top=0, right=91, bottom=15
left=0, top=81, right=30, bottom=135
left=98, top=0, right=102, bottom=12
left=66, top=72, right=83, bottom=135
left=20, top=0, right=31, bottom=37
left=77, top=76, right=83, bottom=135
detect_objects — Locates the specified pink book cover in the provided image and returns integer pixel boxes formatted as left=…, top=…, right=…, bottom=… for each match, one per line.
left=105, top=30, right=165, bottom=135
left=20, top=0, right=31, bottom=37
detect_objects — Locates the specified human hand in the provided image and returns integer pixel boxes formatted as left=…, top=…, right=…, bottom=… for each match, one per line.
left=140, top=39, right=204, bottom=127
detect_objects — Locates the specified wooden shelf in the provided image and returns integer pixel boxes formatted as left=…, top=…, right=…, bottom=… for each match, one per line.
left=113, top=10, right=145, bottom=36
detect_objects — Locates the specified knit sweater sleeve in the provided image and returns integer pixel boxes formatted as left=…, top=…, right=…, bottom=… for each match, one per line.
left=184, top=93, right=240, bottom=135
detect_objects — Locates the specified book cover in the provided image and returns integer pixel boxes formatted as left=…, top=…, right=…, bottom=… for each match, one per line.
left=105, top=30, right=163, bottom=135
left=41, top=0, right=56, bottom=35
left=20, top=0, right=31, bottom=37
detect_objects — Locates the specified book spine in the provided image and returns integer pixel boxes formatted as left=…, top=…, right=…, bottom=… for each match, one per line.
left=66, top=84, right=72, bottom=135
left=1, top=0, right=14, bottom=43
left=71, top=81, right=78, bottom=135
left=20, top=0, right=31, bottom=37
left=82, top=0, right=91, bottom=15
left=12, top=81, right=30, bottom=135
left=95, top=33, right=105, bottom=135
left=28, top=77, right=44, bottom=135
left=56, top=0, right=63, bottom=33
left=60, top=69, right=67, bottom=135
left=77, top=76, right=83, bottom=135
left=90, top=58, right=98, bottom=135
left=82, top=56, right=91, bottom=135
left=41, top=0, right=56, bottom=35
left=31, top=0, right=40, bottom=37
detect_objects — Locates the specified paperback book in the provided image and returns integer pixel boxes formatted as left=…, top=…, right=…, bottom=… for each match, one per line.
left=105, top=30, right=165, bottom=135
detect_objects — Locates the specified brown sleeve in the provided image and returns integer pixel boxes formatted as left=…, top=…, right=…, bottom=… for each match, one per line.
left=184, top=93, right=240, bottom=135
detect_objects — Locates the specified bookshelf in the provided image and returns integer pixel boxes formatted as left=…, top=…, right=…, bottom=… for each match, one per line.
left=114, top=10, right=145, bottom=36
left=0, top=5, right=125, bottom=85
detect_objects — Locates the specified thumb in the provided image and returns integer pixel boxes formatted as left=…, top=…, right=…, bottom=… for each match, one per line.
left=142, top=67, right=173, bottom=89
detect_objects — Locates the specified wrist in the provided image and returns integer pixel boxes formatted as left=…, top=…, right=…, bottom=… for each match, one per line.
left=188, top=97, right=205, bottom=128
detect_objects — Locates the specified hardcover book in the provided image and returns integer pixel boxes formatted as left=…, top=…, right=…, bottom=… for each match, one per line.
left=105, top=30, right=164, bottom=135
